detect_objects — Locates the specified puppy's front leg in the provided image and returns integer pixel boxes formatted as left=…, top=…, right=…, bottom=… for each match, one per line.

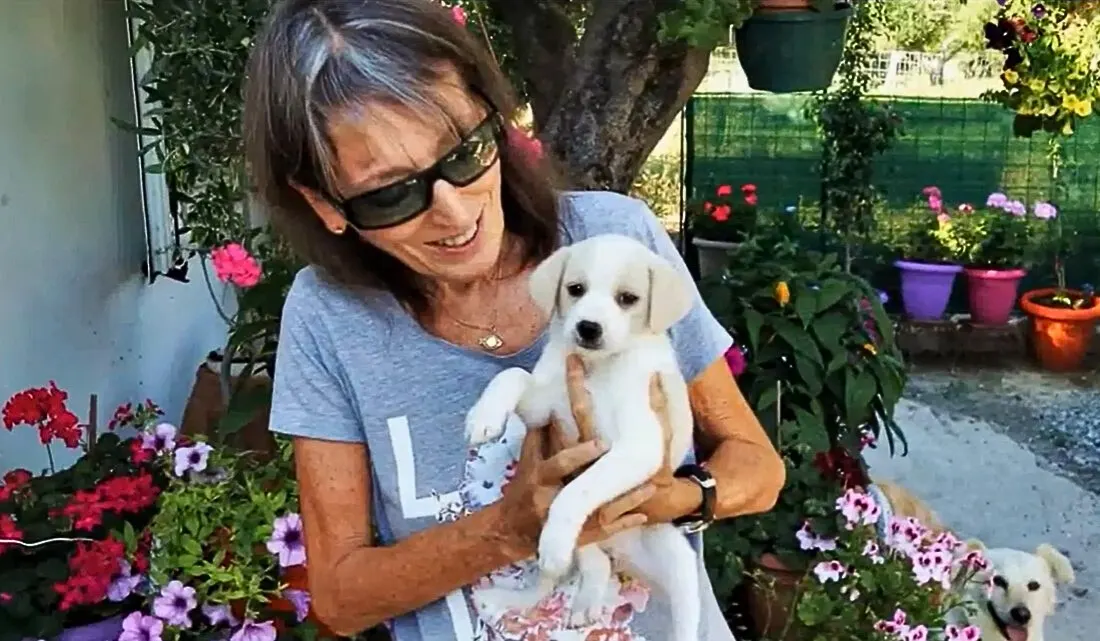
left=537, top=404, right=664, bottom=581
left=465, top=367, right=532, bottom=445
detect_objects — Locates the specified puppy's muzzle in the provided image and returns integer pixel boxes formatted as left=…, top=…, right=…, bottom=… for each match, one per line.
left=1009, top=606, right=1031, bottom=625
left=574, top=319, right=604, bottom=350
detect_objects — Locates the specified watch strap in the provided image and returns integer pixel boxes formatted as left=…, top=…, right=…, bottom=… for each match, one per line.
left=672, top=463, right=717, bottom=533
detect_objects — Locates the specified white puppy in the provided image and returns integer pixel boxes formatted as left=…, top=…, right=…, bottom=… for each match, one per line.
left=465, top=233, right=700, bottom=638
left=960, top=541, right=1075, bottom=641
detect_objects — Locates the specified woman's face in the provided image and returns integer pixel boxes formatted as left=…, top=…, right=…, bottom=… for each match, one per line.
left=295, top=79, right=506, bottom=287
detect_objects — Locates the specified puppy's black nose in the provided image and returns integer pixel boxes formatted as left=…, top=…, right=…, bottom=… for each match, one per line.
left=575, top=320, right=603, bottom=342
left=1009, top=606, right=1031, bottom=624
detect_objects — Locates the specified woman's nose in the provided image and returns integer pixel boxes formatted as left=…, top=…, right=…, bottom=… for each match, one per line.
left=427, top=179, right=476, bottom=226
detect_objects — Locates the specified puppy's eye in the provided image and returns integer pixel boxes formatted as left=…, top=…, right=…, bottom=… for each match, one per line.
left=992, top=576, right=1008, bottom=589
left=1027, top=581, right=1041, bottom=591
left=616, top=291, right=639, bottom=307
left=565, top=282, right=586, bottom=298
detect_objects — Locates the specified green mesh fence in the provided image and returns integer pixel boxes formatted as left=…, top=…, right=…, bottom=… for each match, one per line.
left=682, top=93, right=1100, bottom=303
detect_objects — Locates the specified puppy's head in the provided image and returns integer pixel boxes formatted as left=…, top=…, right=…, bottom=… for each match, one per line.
left=528, top=234, right=692, bottom=357
left=967, top=542, right=1074, bottom=641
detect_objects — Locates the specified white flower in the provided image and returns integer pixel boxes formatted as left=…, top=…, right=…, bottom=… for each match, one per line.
left=812, top=560, right=846, bottom=583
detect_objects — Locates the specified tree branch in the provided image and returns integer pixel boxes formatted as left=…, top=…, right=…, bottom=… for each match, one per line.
left=482, top=0, right=580, bottom=126
left=540, top=0, right=712, bottom=191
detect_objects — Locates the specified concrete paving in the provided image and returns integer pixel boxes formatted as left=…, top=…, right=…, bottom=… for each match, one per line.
left=865, top=399, right=1099, bottom=641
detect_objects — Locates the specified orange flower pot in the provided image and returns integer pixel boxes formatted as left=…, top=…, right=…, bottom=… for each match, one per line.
left=1019, top=288, right=1100, bottom=371
left=746, top=553, right=809, bottom=641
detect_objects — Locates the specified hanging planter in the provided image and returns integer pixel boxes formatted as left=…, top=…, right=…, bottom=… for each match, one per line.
left=734, top=0, right=854, bottom=93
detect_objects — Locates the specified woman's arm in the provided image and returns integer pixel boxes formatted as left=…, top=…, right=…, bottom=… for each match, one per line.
left=634, top=357, right=785, bottom=524
left=296, top=429, right=654, bottom=635
left=688, top=356, right=785, bottom=518
left=295, top=437, right=527, bottom=635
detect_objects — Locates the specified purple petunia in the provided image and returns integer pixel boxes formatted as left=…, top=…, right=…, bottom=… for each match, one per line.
left=230, top=619, right=277, bottom=641
left=266, top=513, right=307, bottom=567
left=153, top=580, right=197, bottom=628
left=107, top=560, right=143, bottom=602
left=202, top=603, right=238, bottom=627
left=173, top=442, right=213, bottom=477
left=1003, top=199, right=1027, bottom=216
left=141, top=423, right=177, bottom=453
left=119, top=612, right=164, bottom=641
left=986, top=192, right=1008, bottom=208
left=283, top=588, right=311, bottom=622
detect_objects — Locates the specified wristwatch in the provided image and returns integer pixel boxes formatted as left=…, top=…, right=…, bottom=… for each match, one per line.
left=672, top=463, right=717, bottom=533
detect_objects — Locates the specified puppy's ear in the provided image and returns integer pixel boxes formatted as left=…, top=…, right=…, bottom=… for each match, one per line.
left=965, top=538, right=986, bottom=552
left=529, top=245, right=571, bottom=317
left=1035, top=543, right=1075, bottom=584
left=645, top=257, right=693, bottom=333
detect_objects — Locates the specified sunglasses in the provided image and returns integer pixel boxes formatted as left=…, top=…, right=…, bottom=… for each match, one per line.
left=326, top=111, right=504, bottom=231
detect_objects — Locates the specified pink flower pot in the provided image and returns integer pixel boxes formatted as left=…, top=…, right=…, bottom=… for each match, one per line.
left=964, top=267, right=1027, bottom=325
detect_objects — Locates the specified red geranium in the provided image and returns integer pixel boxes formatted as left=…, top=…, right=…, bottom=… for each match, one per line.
left=2, top=381, right=83, bottom=448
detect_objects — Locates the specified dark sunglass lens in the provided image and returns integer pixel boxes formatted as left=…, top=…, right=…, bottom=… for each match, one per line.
left=346, top=181, right=430, bottom=228
left=440, top=124, right=499, bottom=186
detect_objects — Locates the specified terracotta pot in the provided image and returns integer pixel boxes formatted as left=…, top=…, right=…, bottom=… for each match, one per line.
left=1019, top=288, right=1100, bottom=371
left=180, top=357, right=276, bottom=456
left=745, top=553, right=808, bottom=641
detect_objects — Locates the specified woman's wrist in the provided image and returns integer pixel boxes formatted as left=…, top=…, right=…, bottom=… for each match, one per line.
left=636, top=477, right=704, bottom=524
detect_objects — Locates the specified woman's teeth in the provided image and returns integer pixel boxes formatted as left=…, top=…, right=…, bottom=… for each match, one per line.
left=432, top=222, right=478, bottom=248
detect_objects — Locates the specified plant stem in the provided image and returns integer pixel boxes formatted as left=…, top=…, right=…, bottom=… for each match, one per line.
left=200, top=256, right=235, bottom=325
left=46, top=443, right=56, bottom=475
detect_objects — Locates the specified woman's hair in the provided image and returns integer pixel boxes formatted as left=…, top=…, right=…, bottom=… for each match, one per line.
left=242, top=0, right=562, bottom=313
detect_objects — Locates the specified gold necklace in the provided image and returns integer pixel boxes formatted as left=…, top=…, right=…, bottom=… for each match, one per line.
left=446, top=313, right=505, bottom=352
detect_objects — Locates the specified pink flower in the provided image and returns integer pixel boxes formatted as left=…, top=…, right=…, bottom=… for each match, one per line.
left=928, top=195, right=943, bottom=211
left=506, top=126, right=543, bottom=161
left=945, top=624, right=982, bottom=641
left=796, top=521, right=836, bottom=552
left=936, top=212, right=950, bottom=224
left=1033, top=201, right=1057, bottom=219
left=921, top=186, right=941, bottom=199
left=210, top=243, right=261, bottom=288
left=723, top=345, right=746, bottom=376
left=812, top=560, right=846, bottom=583
left=835, top=488, right=881, bottom=530
left=450, top=5, right=467, bottom=26
left=905, top=624, right=929, bottom=641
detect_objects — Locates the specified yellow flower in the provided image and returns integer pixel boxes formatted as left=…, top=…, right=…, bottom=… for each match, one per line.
left=863, top=343, right=877, bottom=355
left=774, top=281, right=790, bottom=306
left=1002, top=69, right=1019, bottom=84
left=1074, top=99, right=1092, bottom=117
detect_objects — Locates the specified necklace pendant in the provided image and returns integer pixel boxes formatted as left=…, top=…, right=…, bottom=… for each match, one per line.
left=479, top=332, right=504, bottom=352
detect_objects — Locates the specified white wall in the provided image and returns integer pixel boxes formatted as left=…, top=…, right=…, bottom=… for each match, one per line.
left=0, top=0, right=232, bottom=475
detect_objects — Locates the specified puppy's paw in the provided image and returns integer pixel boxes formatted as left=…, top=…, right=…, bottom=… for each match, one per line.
left=537, top=529, right=576, bottom=583
left=569, top=602, right=605, bottom=628
left=464, top=403, right=508, bottom=445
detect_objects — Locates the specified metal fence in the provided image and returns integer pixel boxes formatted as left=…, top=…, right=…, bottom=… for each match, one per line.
left=681, top=92, right=1100, bottom=290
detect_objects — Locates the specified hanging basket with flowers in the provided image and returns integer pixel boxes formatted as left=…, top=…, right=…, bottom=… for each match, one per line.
left=982, top=0, right=1100, bottom=137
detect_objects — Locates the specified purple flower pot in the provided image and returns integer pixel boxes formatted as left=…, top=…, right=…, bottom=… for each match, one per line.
left=895, top=260, right=963, bottom=321
left=49, top=615, right=126, bottom=641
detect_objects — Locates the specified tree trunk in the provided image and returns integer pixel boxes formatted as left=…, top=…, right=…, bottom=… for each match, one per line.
left=487, top=0, right=712, bottom=192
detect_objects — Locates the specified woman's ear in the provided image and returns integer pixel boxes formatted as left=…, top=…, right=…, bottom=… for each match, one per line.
left=290, top=179, right=349, bottom=235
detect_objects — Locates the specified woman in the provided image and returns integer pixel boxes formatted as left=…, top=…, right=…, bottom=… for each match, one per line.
left=243, top=0, right=785, bottom=639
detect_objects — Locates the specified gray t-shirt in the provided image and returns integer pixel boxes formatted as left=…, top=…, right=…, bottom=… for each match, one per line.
left=269, top=190, right=736, bottom=641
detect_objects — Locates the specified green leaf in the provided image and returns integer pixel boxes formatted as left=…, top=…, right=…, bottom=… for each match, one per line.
left=772, top=317, right=823, bottom=365
left=794, top=355, right=823, bottom=396
left=815, top=280, right=850, bottom=312
left=793, top=284, right=817, bottom=326
left=844, top=367, right=878, bottom=429
left=792, top=408, right=829, bottom=451
left=812, top=311, right=850, bottom=353
left=744, top=308, right=765, bottom=352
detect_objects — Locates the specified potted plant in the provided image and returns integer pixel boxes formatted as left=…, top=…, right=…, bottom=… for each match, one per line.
left=0, top=388, right=167, bottom=641
left=689, top=182, right=760, bottom=279
left=787, top=486, right=990, bottom=641
left=981, top=0, right=1100, bottom=138
left=123, top=431, right=336, bottom=640
left=953, top=191, right=1041, bottom=325
left=699, top=213, right=907, bottom=639
left=735, top=0, right=855, bottom=93
left=1018, top=201, right=1100, bottom=370
left=886, top=187, right=966, bottom=321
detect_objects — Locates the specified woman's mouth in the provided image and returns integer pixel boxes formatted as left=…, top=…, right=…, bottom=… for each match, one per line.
left=427, top=215, right=482, bottom=251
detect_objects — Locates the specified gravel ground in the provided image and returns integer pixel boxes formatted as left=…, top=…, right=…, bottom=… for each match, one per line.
left=904, top=363, right=1100, bottom=496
